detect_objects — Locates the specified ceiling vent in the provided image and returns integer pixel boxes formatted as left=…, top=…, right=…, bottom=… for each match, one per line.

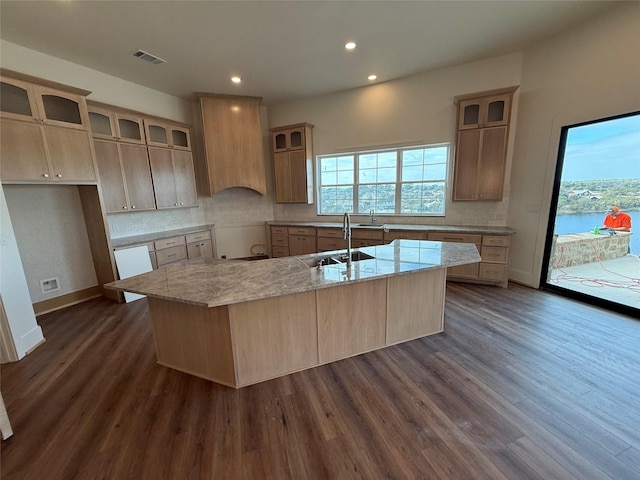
left=131, top=49, right=166, bottom=65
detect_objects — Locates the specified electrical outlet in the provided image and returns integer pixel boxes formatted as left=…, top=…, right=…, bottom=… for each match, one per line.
left=40, top=277, right=60, bottom=294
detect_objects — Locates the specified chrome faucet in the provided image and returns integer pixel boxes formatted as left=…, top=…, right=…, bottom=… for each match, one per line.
left=342, top=212, right=352, bottom=268
left=369, top=209, right=377, bottom=224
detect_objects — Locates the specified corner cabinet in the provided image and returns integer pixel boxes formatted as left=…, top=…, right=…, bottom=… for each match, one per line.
left=0, top=73, right=97, bottom=184
left=452, top=86, right=517, bottom=202
left=197, top=93, right=266, bottom=196
left=272, top=123, right=314, bottom=204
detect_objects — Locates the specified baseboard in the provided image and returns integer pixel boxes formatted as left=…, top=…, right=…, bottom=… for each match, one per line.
left=33, top=286, right=103, bottom=316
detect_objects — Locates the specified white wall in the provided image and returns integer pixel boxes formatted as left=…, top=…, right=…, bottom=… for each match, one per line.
left=267, top=53, right=523, bottom=227
left=3, top=185, right=98, bottom=303
left=508, top=2, right=640, bottom=287
left=0, top=186, right=44, bottom=358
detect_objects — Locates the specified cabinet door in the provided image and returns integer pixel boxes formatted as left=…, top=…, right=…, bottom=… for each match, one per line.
left=453, top=129, right=480, bottom=201
left=289, top=235, right=316, bottom=256
left=476, top=126, right=507, bottom=201
left=116, top=114, right=145, bottom=144
left=172, top=150, right=198, bottom=207
left=170, top=126, right=191, bottom=151
left=88, top=108, right=116, bottom=139
left=148, top=146, right=178, bottom=208
left=94, top=140, right=128, bottom=212
left=274, top=152, right=292, bottom=202
left=0, top=77, right=39, bottom=122
left=33, top=86, right=88, bottom=130
left=458, top=93, right=511, bottom=130
left=120, top=143, right=156, bottom=210
left=289, top=149, right=310, bottom=202
left=0, top=119, right=50, bottom=181
left=187, top=239, right=213, bottom=260
left=44, top=126, right=97, bottom=182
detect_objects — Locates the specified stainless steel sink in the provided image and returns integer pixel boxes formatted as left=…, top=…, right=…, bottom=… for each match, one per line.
left=353, top=223, right=384, bottom=228
left=309, top=251, right=375, bottom=267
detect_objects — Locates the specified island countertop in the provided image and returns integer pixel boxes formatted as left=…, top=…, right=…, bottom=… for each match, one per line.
left=105, top=239, right=481, bottom=308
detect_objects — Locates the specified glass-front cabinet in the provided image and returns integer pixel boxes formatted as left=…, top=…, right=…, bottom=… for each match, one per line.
left=0, top=76, right=89, bottom=130
left=144, top=120, right=191, bottom=150
left=457, top=93, right=512, bottom=131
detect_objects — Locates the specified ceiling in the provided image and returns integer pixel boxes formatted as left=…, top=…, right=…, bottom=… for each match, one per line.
left=0, top=1, right=620, bottom=106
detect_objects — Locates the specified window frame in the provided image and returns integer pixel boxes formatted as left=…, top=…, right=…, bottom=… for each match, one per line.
left=316, top=142, right=449, bottom=216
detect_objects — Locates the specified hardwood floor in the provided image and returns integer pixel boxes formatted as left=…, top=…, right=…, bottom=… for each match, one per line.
left=1, top=283, right=639, bottom=479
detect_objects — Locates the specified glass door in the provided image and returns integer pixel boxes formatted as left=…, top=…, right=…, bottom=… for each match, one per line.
left=541, top=111, right=640, bottom=316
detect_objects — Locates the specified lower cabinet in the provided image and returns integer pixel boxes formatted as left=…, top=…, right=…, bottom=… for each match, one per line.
left=270, top=224, right=512, bottom=288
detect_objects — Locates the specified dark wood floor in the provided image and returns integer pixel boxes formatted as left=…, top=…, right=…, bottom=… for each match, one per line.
left=2, top=282, right=639, bottom=480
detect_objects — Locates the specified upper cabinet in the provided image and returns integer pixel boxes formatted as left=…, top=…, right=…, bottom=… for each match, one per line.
left=87, top=100, right=198, bottom=213
left=0, top=71, right=97, bottom=184
left=271, top=123, right=314, bottom=204
left=452, top=86, right=518, bottom=202
left=197, top=93, right=266, bottom=196
left=88, top=106, right=146, bottom=144
left=144, top=120, right=191, bottom=150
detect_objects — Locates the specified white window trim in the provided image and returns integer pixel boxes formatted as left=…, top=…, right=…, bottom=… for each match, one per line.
left=316, top=142, right=449, bottom=216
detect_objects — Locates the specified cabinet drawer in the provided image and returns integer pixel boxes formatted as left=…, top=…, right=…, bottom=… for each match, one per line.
left=271, top=245, right=289, bottom=258
left=316, top=227, right=344, bottom=239
left=482, top=235, right=511, bottom=247
left=156, top=245, right=187, bottom=266
left=481, top=246, right=509, bottom=264
left=479, top=263, right=508, bottom=281
left=288, top=226, right=316, bottom=235
left=186, top=230, right=211, bottom=243
left=271, top=226, right=288, bottom=235
left=428, top=232, right=481, bottom=246
left=317, top=237, right=347, bottom=251
left=352, top=239, right=384, bottom=248
left=271, top=233, right=289, bottom=247
left=448, top=263, right=479, bottom=278
left=154, top=235, right=186, bottom=250
left=352, top=228, right=384, bottom=240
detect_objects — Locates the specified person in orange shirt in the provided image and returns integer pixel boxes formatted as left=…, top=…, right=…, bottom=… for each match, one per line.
left=602, top=205, right=631, bottom=232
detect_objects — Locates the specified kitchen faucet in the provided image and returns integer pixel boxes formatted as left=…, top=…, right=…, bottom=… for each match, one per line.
left=369, top=209, right=377, bottom=224
left=342, top=212, right=352, bottom=268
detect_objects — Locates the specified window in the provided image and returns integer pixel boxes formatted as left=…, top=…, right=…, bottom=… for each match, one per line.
left=317, top=143, right=449, bottom=215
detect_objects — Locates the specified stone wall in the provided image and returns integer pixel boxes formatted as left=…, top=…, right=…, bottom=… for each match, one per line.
left=551, top=232, right=631, bottom=269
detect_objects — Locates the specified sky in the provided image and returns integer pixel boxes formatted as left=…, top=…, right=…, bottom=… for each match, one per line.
left=561, top=113, right=640, bottom=181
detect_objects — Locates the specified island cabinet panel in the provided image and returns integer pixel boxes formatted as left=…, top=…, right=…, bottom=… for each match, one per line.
left=229, top=291, right=318, bottom=387
left=317, top=279, right=387, bottom=364
left=147, top=298, right=237, bottom=386
left=386, top=268, right=445, bottom=345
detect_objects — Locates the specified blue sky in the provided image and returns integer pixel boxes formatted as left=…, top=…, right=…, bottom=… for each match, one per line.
left=562, top=113, right=640, bottom=181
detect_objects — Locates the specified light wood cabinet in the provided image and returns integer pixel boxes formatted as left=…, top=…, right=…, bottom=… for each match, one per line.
left=93, top=140, right=156, bottom=213
left=88, top=106, right=145, bottom=144
left=288, top=227, right=317, bottom=256
left=0, top=74, right=97, bottom=184
left=197, top=93, right=266, bottom=195
left=453, top=86, right=517, bottom=202
left=271, top=123, right=314, bottom=204
left=144, top=119, right=191, bottom=150
left=148, top=147, right=198, bottom=209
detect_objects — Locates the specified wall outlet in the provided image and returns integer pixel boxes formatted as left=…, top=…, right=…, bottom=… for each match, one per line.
left=40, top=277, right=60, bottom=294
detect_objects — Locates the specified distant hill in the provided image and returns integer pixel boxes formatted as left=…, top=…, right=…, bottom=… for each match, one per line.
left=557, top=179, right=640, bottom=214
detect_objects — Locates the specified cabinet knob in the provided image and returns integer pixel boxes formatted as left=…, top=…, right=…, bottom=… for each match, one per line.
left=180, top=202, right=184, bottom=206
left=56, top=174, right=62, bottom=178
left=42, top=173, right=49, bottom=178
left=131, top=205, right=136, bottom=209
left=123, top=206, right=128, bottom=210
left=174, top=203, right=179, bottom=206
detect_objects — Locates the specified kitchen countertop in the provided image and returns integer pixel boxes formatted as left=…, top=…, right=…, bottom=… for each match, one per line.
left=111, top=224, right=216, bottom=249
left=105, top=239, right=481, bottom=308
left=268, top=221, right=515, bottom=235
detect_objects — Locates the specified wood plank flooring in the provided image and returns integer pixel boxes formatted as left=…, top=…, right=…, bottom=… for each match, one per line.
left=1, top=282, right=639, bottom=479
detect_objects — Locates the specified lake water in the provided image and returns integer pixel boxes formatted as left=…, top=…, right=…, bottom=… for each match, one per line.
left=554, top=211, right=638, bottom=254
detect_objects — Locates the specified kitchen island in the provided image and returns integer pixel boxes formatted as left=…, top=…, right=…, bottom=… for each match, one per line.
left=106, top=240, right=480, bottom=388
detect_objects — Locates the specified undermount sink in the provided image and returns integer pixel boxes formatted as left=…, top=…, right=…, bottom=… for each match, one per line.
left=310, top=251, right=375, bottom=267
left=353, top=223, right=384, bottom=228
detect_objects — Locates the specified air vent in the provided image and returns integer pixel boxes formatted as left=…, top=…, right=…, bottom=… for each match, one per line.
left=131, top=49, right=166, bottom=65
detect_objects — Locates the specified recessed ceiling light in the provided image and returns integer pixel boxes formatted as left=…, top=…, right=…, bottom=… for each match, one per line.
left=345, top=42, right=357, bottom=50
left=368, top=74, right=378, bottom=81
left=231, top=76, right=242, bottom=84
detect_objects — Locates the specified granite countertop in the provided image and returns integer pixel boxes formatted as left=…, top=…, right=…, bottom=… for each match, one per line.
left=105, top=239, right=481, bottom=308
left=268, top=221, right=515, bottom=235
left=111, top=224, right=216, bottom=249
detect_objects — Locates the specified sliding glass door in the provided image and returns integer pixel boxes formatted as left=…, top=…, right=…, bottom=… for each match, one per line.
left=541, top=111, right=640, bottom=316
